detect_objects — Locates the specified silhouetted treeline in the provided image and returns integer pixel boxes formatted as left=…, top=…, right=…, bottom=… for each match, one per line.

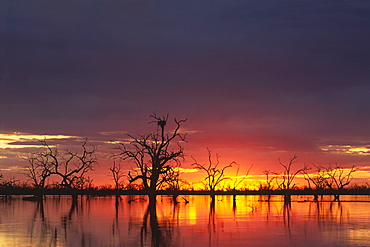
left=1, top=186, right=369, bottom=197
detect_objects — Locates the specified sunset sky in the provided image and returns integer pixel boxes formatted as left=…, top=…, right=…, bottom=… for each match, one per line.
left=1, top=0, right=370, bottom=187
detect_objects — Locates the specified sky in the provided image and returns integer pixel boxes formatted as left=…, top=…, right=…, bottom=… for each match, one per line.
left=1, top=0, right=370, bottom=187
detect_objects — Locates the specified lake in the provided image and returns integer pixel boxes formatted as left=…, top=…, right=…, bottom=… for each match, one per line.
left=0, top=194, right=370, bottom=247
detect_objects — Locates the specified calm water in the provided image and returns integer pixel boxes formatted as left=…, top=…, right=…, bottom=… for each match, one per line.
left=1, top=195, right=370, bottom=247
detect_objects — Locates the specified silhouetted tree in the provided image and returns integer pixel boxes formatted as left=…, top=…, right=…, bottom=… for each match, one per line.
left=192, top=148, right=233, bottom=201
left=24, top=138, right=97, bottom=202
left=160, top=165, right=191, bottom=203
left=260, top=170, right=278, bottom=190
left=116, top=114, right=187, bottom=202
left=24, top=153, right=51, bottom=190
left=259, top=170, right=278, bottom=202
left=0, top=175, right=19, bottom=189
left=228, top=163, right=253, bottom=207
left=303, top=164, right=328, bottom=189
left=277, top=154, right=303, bottom=203
left=157, top=166, right=182, bottom=190
left=302, top=163, right=356, bottom=201
left=324, top=164, right=355, bottom=201
left=109, top=160, right=126, bottom=190
left=46, top=139, right=97, bottom=191
left=231, top=163, right=253, bottom=191
left=303, top=164, right=329, bottom=201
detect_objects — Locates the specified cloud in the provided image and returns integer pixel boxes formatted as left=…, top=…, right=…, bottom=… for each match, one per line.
left=322, top=144, right=370, bottom=155
left=1, top=1, right=370, bottom=184
left=0, top=133, right=77, bottom=149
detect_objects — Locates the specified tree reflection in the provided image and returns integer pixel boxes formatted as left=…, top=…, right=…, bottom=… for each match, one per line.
left=308, top=198, right=346, bottom=227
left=111, top=195, right=122, bottom=246
left=140, top=198, right=172, bottom=247
left=208, top=198, right=216, bottom=246
left=28, top=200, right=53, bottom=246
left=59, top=196, right=95, bottom=247
left=283, top=202, right=291, bottom=236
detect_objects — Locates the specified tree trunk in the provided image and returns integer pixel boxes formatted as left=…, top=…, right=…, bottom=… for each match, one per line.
left=313, top=194, right=319, bottom=201
left=333, top=194, right=340, bottom=201
left=284, top=194, right=291, bottom=204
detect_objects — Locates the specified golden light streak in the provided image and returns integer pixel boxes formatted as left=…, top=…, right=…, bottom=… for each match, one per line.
left=321, top=145, right=370, bottom=155
left=0, top=133, right=76, bottom=149
left=348, top=147, right=370, bottom=155
left=174, top=167, right=199, bottom=173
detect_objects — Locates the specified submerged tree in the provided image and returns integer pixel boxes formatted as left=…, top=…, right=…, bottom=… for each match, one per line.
left=46, top=139, right=97, bottom=192
left=192, top=148, right=234, bottom=202
left=109, top=160, right=126, bottom=190
left=324, top=164, right=355, bottom=201
left=24, top=151, right=53, bottom=199
left=303, top=164, right=329, bottom=201
left=260, top=170, right=278, bottom=190
left=303, top=164, right=355, bottom=201
left=229, top=163, right=253, bottom=207
left=24, top=138, right=98, bottom=201
left=230, top=163, right=253, bottom=191
left=0, top=174, right=19, bottom=193
left=259, top=170, right=278, bottom=202
left=277, top=154, right=303, bottom=203
left=116, top=114, right=187, bottom=201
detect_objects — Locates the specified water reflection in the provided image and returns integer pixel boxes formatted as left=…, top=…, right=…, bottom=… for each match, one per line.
left=1, top=195, right=370, bottom=246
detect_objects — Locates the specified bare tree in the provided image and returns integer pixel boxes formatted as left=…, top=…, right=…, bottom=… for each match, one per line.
left=303, top=164, right=328, bottom=190
left=46, top=139, right=98, bottom=192
left=116, top=114, right=187, bottom=201
left=109, top=160, right=126, bottom=190
left=24, top=152, right=53, bottom=199
left=192, top=148, right=234, bottom=201
left=228, top=163, right=253, bottom=207
left=158, top=165, right=189, bottom=203
left=24, top=153, right=52, bottom=190
left=24, top=138, right=98, bottom=201
left=157, top=165, right=182, bottom=190
left=303, top=164, right=329, bottom=201
left=303, top=164, right=355, bottom=201
left=259, top=170, right=278, bottom=202
left=277, top=154, right=304, bottom=203
left=324, top=164, right=355, bottom=201
left=231, top=163, right=253, bottom=191
left=0, top=175, right=19, bottom=188
left=260, top=170, right=278, bottom=191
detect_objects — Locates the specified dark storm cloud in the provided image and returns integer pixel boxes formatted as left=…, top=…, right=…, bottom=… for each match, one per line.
left=1, top=0, right=370, bottom=154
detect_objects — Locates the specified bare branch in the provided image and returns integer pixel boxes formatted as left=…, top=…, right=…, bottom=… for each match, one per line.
left=192, top=149, right=233, bottom=191
left=115, top=114, right=187, bottom=193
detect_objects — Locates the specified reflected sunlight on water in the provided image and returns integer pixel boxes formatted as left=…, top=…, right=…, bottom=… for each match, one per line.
left=0, top=195, right=370, bottom=246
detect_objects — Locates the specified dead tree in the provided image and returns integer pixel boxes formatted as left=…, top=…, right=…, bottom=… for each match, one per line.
left=48, top=139, right=97, bottom=191
left=259, top=170, right=278, bottom=201
left=277, top=154, right=303, bottom=204
left=231, top=163, right=253, bottom=191
left=192, top=148, right=233, bottom=201
left=109, top=160, right=126, bottom=190
left=116, top=114, right=187, bottom=202
left=158, top=165, right=187, bottom=203
left=324, top=164, right=355, bottom=201
left=303, top=164, right=329, bottom=201
left=25, top=138, right=97, bottom=202
left=24, top=152, right=53, bottom=199
left=229, top=163, right=253, bottom=206
left=260, top=170, right=278, bottom=190
left=24, top=154, right=52, bottom=189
